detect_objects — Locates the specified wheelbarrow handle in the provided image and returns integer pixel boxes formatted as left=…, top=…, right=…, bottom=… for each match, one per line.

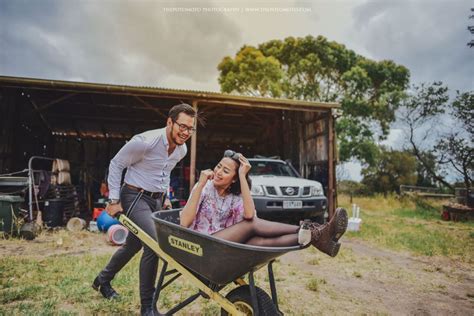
left=118, top=190, right=145, bottom=219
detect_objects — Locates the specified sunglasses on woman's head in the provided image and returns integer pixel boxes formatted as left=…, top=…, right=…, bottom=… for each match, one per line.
left=224, top=150, right=240, bottom=162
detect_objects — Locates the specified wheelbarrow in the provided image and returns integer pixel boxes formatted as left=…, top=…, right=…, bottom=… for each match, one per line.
left=116, top=191, right=303, bottom=315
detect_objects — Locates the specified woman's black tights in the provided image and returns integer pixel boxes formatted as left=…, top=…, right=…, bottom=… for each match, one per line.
left=212, top=217, right=299, bottom=247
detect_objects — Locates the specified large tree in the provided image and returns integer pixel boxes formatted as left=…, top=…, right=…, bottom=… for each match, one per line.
left=399, top=82, right=473, bottom=191
left=218, top=35, right=410, bottom=166
left=414, top=151, right=439, bottom=188
left=434, top=91, right=474, bottom=189
left=361, top=147, right=418, bottom=196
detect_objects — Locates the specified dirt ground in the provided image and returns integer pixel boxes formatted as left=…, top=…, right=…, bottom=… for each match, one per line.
left=280, top=240, right=474, bottom=315
left=1, top=230, right=473, bottom=315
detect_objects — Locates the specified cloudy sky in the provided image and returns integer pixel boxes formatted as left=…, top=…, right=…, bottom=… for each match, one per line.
left=1, top=0, right=472, bottom=179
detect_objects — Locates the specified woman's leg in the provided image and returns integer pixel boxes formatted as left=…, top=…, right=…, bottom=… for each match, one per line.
left=213, top=208, right=349, bottom=255
left=212, top=217, right=299, bottom=244
left=246, top=234, right=298, bottom=247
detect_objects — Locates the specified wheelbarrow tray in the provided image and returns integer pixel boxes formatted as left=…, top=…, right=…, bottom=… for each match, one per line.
left=153, top=209, right=300, bottom=285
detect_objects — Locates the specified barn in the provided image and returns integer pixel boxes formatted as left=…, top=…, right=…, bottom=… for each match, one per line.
left=0, top=76, right=340, bottom=217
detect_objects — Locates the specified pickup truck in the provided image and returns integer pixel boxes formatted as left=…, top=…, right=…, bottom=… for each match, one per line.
left=248, top=158, right=327, bottom=224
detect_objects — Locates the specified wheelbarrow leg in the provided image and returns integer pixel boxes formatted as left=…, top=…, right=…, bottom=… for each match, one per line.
left=248, top=271, right=260, bottom=316
left=268, top=261, right=279, bottom=310
left=152, top=259, right=167, bottom=315
left=166, top=292, right=201, bottom=315
left=152, top=259, right=202, bottom=315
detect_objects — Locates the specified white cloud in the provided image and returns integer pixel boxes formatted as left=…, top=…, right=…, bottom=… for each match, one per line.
left=380, top=128, right=404, bottom=150
left=351, top=0, right=474, bottom=91
left=338, top=161, right=363, bottom=182
left=0, top=0, right=471, bottom=184
left=1, top=0, right=471, bottom=92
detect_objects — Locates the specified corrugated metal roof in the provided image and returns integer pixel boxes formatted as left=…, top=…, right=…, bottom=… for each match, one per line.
left=0, top=75, right=340, bottom=111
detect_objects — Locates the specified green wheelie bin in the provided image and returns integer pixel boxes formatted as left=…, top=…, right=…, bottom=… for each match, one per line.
left=0, top=195, right=24, bottom=236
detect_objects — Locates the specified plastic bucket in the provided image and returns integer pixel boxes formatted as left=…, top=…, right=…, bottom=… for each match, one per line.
left=20, top=222, right=40, bottom=240
left=44, top=199, right=65, bottom=228
left=107, top=224, right=128, bottom=245
left=66, top=217, right=86, bottom=232
left=92, top=208, right=104, bottom=220
left=97, top=211, right=120, bottom=232
left=347, top=217, right=362, bottom=232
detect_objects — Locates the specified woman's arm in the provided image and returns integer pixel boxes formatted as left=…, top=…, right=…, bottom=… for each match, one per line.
left=238, top=155, right=256, bottom=220
left=180, top=169, right=214, bottom=227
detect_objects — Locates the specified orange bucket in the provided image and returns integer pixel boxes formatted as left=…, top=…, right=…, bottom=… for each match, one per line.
left=93, top=208, right=104, bottom=220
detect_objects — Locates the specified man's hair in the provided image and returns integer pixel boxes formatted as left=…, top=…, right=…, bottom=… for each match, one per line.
left=168, top=103, right=196, bottom=121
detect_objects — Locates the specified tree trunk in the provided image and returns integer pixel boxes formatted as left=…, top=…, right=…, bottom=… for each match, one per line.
left=408, top=129, right=454, bottom=192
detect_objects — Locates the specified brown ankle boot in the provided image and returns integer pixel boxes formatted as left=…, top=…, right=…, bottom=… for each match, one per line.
left=309, top=208, right=348, bottom=257
left=332, top=207, right=349, bottom=242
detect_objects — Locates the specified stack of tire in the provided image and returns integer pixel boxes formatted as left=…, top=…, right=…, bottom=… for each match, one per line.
left=96, top=210, right=128, bottom=245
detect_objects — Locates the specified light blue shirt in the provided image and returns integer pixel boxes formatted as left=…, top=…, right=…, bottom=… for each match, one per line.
left=108, top=127, right=187, bottom=200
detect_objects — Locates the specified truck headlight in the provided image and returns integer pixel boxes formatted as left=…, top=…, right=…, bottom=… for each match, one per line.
left=311, top=185, right=323, bottom=196
left=251, top=185, right=265, bottom=196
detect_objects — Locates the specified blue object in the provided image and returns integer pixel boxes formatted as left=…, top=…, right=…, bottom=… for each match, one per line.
left=97, top=211, right=120, bottom=232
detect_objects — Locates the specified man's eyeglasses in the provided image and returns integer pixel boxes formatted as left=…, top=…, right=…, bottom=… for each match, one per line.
left=224, top=150, right=240, bottom=162
left=173, top=120, right=196, bottom=134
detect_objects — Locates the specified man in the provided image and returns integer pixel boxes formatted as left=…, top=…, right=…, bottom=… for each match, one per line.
left=93, top=103, right=197, bottom=316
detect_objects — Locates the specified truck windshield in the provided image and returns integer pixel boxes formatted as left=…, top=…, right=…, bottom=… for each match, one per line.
left=249, top=161, right=299, bottom=177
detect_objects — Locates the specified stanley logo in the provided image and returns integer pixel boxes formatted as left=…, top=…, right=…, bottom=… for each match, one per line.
left=168, top=235, right=203, bottom=256
left=122, top=218, right=138, bottom=235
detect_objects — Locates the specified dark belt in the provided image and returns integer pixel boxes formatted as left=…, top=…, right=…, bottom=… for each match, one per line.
left=125, top=183, right=165, bottom=199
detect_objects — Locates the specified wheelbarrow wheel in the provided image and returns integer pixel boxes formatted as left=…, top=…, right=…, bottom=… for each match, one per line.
left=221, top=285, right=278, bottom=316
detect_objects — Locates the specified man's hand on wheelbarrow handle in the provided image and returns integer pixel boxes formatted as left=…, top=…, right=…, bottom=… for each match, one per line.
left=106, top=202, right=123, bottom=218
left=163, top=197, right=172, bottom=210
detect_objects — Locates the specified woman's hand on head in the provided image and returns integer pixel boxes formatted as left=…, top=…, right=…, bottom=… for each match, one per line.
left=198, top=169, right=214, bottom=186
left=238, top=154, right=251, bottom=176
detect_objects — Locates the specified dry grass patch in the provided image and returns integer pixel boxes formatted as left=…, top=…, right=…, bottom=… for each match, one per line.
left=338, top=194, right=474, bottom=262
left=1, top=194, right=473, bottom=315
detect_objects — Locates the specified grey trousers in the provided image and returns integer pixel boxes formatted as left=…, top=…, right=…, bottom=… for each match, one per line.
left=97, top=186, right=162, bottom=307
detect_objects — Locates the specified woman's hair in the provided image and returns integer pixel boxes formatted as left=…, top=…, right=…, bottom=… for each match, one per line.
left=223, top=150, right=252, bottom=195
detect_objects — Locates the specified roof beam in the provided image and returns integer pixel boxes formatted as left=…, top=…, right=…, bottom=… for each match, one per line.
left=47, top=113, right=161, bottom=123
left=52, top=133, right=129, bottom=140
left=28, top=92, right=77, bottom=114
left=134, top=96, right=167, bottom=119
left=23, top=90, right=52, bottom=131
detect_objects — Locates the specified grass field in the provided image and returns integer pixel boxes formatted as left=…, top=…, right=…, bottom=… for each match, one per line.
left=1, top=194, right=473, bottom=315
left=339, top=194, right=474, bottom=262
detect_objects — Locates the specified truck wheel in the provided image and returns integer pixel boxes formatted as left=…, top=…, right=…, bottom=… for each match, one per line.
left=221, top=285, right=278, bottom=316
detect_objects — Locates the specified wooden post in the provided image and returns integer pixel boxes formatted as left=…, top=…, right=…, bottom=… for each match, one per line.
left=189, top=100, right=198, bottom=190
left=299, top=112, right=306, bottom=177
left=327, top=110, right=335, bottom=219
left=333, top=112, right=338, bottom=212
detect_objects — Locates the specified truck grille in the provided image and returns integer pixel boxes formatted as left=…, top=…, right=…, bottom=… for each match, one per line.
left=280, top=186, right=299, bottom=196
left=265, top=186, right=277, bottom=195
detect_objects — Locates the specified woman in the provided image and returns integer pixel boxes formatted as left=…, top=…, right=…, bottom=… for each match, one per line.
left=180, top=150, right=348, bottom=257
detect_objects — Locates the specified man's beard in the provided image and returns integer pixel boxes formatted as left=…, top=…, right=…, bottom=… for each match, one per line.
left=169, top=129, right=186, bottom=145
